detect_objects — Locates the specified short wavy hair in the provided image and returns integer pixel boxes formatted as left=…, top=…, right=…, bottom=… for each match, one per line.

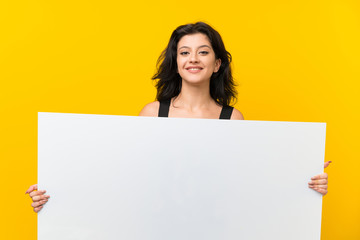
left=152, top=22, right=237, bottom=106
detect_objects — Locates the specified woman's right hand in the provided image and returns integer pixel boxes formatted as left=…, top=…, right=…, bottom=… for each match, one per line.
left=25, top=184, right=50, bottom=213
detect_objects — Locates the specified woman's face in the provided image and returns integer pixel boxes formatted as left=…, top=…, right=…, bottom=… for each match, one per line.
left=177, top=33, right=221, bottom=85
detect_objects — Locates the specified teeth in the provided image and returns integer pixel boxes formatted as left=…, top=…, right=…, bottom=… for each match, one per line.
left=188, top=68, right=201, bottom=70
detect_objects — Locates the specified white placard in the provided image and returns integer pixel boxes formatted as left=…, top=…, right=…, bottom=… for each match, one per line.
left=38, top=112, right=326, bottom=240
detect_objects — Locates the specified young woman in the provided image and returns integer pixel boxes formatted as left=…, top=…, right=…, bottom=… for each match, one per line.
left=26, top=22, right=330, bottom=212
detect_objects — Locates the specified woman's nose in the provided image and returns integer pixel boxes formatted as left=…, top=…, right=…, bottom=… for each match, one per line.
left=189, top=53, right=199, bottom=63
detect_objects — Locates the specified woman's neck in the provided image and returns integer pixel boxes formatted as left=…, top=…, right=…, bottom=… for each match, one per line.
left=173, top=80, right=216, bottom=111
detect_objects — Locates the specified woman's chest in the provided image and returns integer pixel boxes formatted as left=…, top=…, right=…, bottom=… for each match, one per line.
left=168, top=106, right=222, bottom=119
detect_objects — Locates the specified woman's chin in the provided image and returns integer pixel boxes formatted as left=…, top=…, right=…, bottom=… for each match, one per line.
left=182, top=77, right=210, bottom=86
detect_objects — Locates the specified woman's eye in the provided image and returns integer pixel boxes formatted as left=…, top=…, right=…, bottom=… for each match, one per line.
left=199, top=51, right=209, bottom=55
left=180, top=52, right=189, bottom=55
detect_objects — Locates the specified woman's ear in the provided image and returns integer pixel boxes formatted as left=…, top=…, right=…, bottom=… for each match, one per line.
left=214, top=58, right=221, bottom=73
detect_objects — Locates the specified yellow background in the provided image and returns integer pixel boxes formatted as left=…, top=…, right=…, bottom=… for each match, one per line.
left=1, top=0, right=359, bottom=239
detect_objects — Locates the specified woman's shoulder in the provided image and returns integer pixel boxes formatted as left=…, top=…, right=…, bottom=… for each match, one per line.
left=139, top=101, right=160, bottom=117
left=230, top=107, right=244, bottom=120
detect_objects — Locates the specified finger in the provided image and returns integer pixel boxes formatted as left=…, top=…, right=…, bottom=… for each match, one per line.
left=316, top=184, right=328, bottom=189
left=314, top=188, right=328, bottom=196
left=309, top=184, right=328, bottom=189
left=34, top=206, right=43, bottom=213
left=309, top=186, right=328, bottom=195
left=324, top=161, right=332, bottom=168
left=25, top=184, right=38, bottom=194
left=29, top=190, right=46, bottom=198
left=308, top=179, right=328, bottom=185
left=311, top=173, right=328, bottom=180
left=31, top=199, right=48, bottom=208
left=32, top=194, right=50, bottom=202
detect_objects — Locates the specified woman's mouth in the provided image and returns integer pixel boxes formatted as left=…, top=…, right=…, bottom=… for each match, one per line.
left=186, top=67, right=203, bottom=73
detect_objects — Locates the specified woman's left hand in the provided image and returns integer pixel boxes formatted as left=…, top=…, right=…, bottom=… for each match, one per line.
left=308, top=161, right=331, bottom=196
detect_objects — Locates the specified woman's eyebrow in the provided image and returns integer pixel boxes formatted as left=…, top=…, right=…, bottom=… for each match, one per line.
left=198, top=45, right=211, bottom=49
left=178, top=46, right=190, bottom=50
left=178, top=45, right=212, bottom=50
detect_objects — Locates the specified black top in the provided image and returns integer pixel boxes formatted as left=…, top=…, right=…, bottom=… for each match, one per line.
left=158, top=99, right=233, bottom=120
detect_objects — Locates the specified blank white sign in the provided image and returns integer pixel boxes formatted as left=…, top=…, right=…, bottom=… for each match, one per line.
left=38, top=112, right=326, bottom=240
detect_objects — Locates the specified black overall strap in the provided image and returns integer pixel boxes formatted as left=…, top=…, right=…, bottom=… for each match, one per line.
left=219, top=106, right=234, bottom=120
left=158, top=99, right=171, bottom=117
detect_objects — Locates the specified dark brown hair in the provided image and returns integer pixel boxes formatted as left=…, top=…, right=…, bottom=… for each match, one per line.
left=152, top=22, right=237, bottom=106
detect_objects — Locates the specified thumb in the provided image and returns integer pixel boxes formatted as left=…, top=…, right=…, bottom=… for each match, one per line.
left=324, top=161, right=332, bottom=168
left=25, top=184, right=38, bottom=194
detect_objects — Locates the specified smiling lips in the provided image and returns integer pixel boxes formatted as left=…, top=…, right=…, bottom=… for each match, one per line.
left=185, top=66, right=203, bottom=73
